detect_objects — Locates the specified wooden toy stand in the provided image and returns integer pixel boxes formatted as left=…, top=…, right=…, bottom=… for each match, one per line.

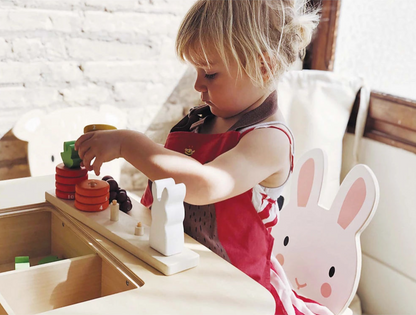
left=0, top=176, right=275, bottom=315
left=45, top=190, right=199, bottom=276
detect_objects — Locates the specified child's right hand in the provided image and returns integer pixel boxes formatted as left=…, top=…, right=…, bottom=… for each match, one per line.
left=75, top=130, right=123, bottom=176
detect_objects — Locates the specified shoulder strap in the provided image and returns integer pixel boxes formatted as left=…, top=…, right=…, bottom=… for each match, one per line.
left=228, top=90, right=278, bottom=131
left=170, top=104, right=212, bottom=132
left=241, top=121, right=295, bottom=174
left=170, top=89, right=278, bottom=133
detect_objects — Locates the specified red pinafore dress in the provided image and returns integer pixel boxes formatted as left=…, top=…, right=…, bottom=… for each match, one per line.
left=141, top=91, right=332, bottom=315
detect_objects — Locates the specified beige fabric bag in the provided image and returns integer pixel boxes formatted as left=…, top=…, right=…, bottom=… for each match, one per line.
left=278, top=69, right=370, bottom=208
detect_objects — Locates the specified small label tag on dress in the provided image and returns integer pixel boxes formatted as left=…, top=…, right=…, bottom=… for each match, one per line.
left=184, top=148, right=195, bottom=156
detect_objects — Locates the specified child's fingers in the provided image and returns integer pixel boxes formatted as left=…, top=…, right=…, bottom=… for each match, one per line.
left=77, top=143, right=88, bottom=160
left=93, top=159, right=103, bottom=176
left=74, top=132, right=94, bottom=151
left=81, top=148, right=95, bottom=171
left=76, top=137, right=93, bottom=159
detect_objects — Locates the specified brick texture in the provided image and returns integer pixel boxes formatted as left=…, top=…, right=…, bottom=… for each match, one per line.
left=0, top=0, right=198, bottom=192
left=0, top=0, right=196, bottom=134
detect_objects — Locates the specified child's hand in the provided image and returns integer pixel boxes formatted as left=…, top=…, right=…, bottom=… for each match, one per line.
left=75, top=130, right=122, bottom=176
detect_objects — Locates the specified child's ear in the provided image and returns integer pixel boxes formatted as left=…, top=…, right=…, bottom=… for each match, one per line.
left=259, top=52, right=274, bottom=82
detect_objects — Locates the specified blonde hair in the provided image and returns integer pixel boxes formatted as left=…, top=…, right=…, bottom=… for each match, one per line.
left=176, top=0, right=320, bottom=88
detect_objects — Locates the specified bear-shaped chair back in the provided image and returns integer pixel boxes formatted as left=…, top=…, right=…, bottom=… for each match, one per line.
left=272, top=148, right=379, bottom=314
left=13, top=105, right=126, bottom=182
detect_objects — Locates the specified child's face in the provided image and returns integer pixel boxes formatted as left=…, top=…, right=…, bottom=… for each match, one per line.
left=190, top=49, right=268, bottom=118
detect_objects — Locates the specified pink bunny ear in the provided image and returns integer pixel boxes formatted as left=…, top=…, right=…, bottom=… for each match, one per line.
left=291, top=148, right=326, bottom=208
left=337, top=178, right=366, bottom=229
left=332, top=164, right=379, bottom=233
left=152, top=178, right=176, bottom=202
left=297, top=158, right=315, bottom=207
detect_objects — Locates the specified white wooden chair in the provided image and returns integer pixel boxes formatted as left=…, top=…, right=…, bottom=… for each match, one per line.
left=272, top=148, right=379, bottom=315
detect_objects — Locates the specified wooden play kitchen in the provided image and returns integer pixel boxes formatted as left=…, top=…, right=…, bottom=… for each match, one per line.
left=0, top=127, right=274, bottom=314
left=0, top=175, right=275, bottom=315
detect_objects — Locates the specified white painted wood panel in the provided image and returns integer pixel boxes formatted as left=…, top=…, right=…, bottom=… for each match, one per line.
left=342, top=135, right=416, bottom=314
left=358, top=254, right=416, bottom=315
left=343, top=135, right=416, bottom=280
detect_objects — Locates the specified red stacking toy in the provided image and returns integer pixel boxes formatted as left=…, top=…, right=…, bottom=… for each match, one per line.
left=56, top=182, right=77, bottom=192
left=56, top=163, right=88, bottom=177
left=75, top=193, right=109, bottom=205
left=55, top=163, right=88, bottom=200
left=76, top=179, right=109, bottom=196
left=55, top=174, right=88, bottom=185
left=75, top=179, right=110, bottom=212
left=55, top=190, right=76, bottom=200
left=74, top=200, right=109, bottom=212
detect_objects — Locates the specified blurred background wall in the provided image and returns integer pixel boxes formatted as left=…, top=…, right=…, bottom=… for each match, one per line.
left=334, top=0, right=415, bottom=100
left=0, top=0, right=196, bottom=138
left=0, top=0, right=198, bottom=191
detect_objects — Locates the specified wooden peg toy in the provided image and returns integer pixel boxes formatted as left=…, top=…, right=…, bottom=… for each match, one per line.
left=55, top=174, right=88, bottom=186
left=74, top=200, right=109, bottom=212
left=110, top=199, right=119, bottom=222
left=15, top=256, right=30, bottom=270
left=38, top=255, right=60, bottom=265
left=76, top=179, right=109, bottom=197
left=74, top=179, right=110, bottom=212
left=60, top=141, right=82, bottom=168
left=135, top=222, right=144, bottom=236
left=55, top=163, right=88, bottom=200
left=56, top=163, right=87, bottom=177
left=76, top=193, right=109, bottom=205
left=55, top=182, right=77, bottom=193
left=84, top=124, right=117, bottom=133
left=55, top=190, right=75, bottom=200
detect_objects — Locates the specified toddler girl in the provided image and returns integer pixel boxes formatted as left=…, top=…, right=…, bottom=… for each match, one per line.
left=76, top=1, right=332, bottom=314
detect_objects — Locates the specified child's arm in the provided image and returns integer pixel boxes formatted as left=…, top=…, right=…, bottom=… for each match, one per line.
left=75, top=128, right=290, bottom=205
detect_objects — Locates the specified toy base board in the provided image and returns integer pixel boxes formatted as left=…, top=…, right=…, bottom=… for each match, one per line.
left=45, top=191, right=199, bottom=276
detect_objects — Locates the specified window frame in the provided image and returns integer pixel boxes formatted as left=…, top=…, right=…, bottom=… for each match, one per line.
left=306, top=0, right=416, bottom=153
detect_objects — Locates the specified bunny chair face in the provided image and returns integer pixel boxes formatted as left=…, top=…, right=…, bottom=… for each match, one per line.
left=272, top=148, right=379, bottom=315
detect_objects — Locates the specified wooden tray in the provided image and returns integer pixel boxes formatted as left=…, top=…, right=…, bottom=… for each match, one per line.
left=0, top=205, right=142, bottom=315
left=45, top=191, right=199, bottom=276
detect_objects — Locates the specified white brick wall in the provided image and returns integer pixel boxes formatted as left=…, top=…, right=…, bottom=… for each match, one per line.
left=0, top=0, right=196, bottom=139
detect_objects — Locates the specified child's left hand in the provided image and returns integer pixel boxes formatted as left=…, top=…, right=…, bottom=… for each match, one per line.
left=75, top=130, right=123, bottom=176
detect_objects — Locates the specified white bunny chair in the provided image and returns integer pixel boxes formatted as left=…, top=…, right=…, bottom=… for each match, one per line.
left=272, top=148, right=379, bottom=315
left=12, top=105, right=127, bottom=183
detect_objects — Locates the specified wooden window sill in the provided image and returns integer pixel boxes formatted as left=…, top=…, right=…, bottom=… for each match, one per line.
left=348, top=91, right=416, bottom=154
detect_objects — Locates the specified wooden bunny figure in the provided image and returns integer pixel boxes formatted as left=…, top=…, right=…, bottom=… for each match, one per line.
left=272, top=148, right=379, bottom=314
left=149, top=178, right=186, bottom=256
